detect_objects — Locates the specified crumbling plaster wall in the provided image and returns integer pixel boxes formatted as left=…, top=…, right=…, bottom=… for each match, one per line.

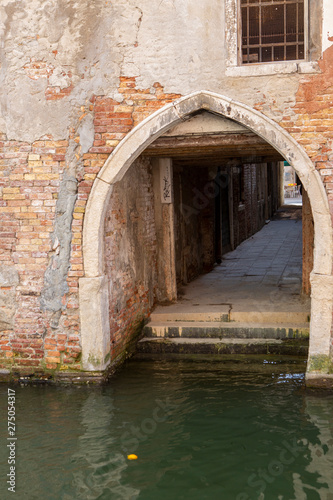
left=0, top=0, right=310, bottom=144
left=323, top=0, right=333, bottom=52
left=0, top=0, right=333, bottom=376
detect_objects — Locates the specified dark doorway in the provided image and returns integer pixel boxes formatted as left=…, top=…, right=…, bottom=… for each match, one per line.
left=215, top=170, right=231, bottom=261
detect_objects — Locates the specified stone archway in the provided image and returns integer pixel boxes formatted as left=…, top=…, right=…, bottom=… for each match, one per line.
left=79, top=90, right=333, bottom=385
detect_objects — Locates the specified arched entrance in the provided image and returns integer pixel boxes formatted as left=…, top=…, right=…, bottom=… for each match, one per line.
left=79, top=91, right=333, bottom=385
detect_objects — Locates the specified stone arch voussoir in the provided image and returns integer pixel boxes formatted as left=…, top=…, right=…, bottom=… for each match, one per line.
left=79, top=90, right=333, bottom=383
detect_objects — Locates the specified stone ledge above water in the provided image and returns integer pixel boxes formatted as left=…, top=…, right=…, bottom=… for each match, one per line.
left=137, top=337, right=309, bottom=357
left=143, top=321, right=310, bottom=339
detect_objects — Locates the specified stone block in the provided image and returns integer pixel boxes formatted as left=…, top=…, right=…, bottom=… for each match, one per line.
left=79, top=275, right=111, bottom=371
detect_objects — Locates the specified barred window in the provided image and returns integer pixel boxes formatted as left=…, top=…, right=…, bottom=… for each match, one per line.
left=240, top=0, right=306, bottom=64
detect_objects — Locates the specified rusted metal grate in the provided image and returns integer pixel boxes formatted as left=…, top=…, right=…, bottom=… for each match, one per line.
left=240, top=0, right=305, bottom=64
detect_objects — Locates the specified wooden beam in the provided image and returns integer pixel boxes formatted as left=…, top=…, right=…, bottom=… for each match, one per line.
left=142, top=133, right=284, bottom=163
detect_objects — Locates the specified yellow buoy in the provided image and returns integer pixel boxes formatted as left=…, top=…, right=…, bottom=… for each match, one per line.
left=127, top=454, right=138, bottom=460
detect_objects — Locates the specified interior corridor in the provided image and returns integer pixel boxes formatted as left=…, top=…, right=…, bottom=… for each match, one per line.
left=152, top=206, right=310, bottom=319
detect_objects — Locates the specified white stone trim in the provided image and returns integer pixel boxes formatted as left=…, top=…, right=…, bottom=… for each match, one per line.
left=226, top=62, right=298, bottom=77
left=309, top=273, right=333, bottom=356
left=80, top=90, right=333, bottom=373
left=226, top=61, right=321, bottom=77
left=79, top=275, right=111, bottom=371
left=323, top=0, right=333, bottom=52
left=225, top=0, right=320, bottom=77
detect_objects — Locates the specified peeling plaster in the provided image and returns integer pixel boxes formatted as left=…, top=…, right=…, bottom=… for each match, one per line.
left=323, top=0, right=333, bottom=52
left=40, top=171, right=77, bottom=319
left=78, top=113, right=94, bottom=154
left=0, top=0, right=324, bottom=141
left=0, top=265, right=19, bottom=331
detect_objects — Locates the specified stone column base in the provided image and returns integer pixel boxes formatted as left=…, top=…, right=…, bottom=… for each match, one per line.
left=79, top=275, right=111, bottom=371
left=306, top=273, right=333, bottom=385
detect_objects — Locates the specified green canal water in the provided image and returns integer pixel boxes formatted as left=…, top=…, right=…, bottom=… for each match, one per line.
left=1, top=357, right=333, bottom=500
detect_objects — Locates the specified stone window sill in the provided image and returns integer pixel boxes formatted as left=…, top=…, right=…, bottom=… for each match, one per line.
left=226, top=61, right=320, bottom=77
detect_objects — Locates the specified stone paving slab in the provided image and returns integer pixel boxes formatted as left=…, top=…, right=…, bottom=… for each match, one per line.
left=152, top=216, right=310, bottom=318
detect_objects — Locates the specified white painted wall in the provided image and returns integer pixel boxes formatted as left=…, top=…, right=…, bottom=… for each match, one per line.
left=322, top=0, right=333, bottom=52
left=0, top=0, right=329, bottom=142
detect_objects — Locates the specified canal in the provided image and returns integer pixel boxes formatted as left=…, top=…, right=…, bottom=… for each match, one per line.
left=1, top=357, right=333, bottom=499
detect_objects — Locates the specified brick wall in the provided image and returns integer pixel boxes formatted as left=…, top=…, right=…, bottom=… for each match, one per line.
left=232, top=163, right=281, bottom=248
left=173, top=162, right=281, bottom=289
left=0, top=137, right=81, bottom=372
left=104, top=156, right=158, bottom=360
left=257, top=46, right=333, bottom=226
left=0, top=78, right=181, bottom=374
left=1, top=56, right=333, bottom=375
left=173, top=165, right=216, bottom=285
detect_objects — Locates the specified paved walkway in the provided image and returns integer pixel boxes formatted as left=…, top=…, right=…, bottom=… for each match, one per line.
left=154, top=207, right=310, bottom=316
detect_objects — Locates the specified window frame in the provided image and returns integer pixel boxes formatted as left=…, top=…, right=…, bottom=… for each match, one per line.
left=238, top=0, right=308, bottom=66
left=225, top=0, right=321, bottom=76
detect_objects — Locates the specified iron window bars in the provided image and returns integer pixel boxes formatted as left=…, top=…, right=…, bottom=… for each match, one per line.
left=240, top=0, right=305, bottom=64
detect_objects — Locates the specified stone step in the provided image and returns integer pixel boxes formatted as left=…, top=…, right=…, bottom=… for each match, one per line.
left=150, top=308, right=310, bottom=325
left=143, top=321, right=309, bottom=339
left=150, top=309, right=230, bottom=323
left=137, top=337, right=309, bottom=356
left=229, top=311, right=310, bottom=325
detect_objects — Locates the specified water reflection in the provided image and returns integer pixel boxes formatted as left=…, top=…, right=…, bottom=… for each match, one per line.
left=291, top=395, right=333, bottom=500
left=0, top=361, right=332, bottom=500
left=68, top=393, right=140, bottom=500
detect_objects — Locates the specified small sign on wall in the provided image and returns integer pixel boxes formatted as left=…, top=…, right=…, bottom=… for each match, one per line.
left=160, top=158, right=173, bottom=204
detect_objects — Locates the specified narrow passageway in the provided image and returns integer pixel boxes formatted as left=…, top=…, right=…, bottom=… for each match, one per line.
left=153, top=206, right=310, bottom=318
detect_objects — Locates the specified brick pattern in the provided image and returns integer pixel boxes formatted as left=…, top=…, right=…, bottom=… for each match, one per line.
left=0, top=78, right=181, bottom=372
left=24, top=59, right=54, bottom=80
left=78, top=78, right=180, bottom=224
left=77, top=79, right=181, bottom=364
left=256, top=46, right=333, bottom=225
left=104, top=157, right=157, bottom=360
left=173, top=166, right=217, bottom=283
left=1, top=63, right=333, bottom=373
left=24, top=59, right=73, bottom=101
left=255, top=46, right=333, bottom=346
left=233, top=164, right=269, bottom=246
left=45, top=83, right=74, bottom=101
left=0, top=137, right=81, bottom=371
left=173, top=163, right=280, bottom=286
